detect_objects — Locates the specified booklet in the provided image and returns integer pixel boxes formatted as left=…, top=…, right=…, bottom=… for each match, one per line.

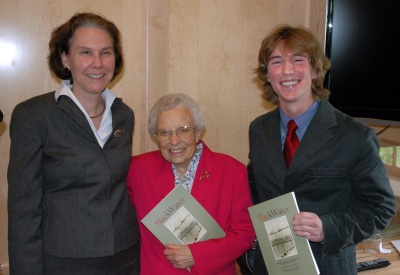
left=142, top=184, right=226, bottom=245
left=248, top=192, right=320, bottom=275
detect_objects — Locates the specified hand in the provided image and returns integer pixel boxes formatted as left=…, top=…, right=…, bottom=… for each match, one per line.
left=164, top=243, right=195, bottom=269
left=292, top=212, right=324, bottom=242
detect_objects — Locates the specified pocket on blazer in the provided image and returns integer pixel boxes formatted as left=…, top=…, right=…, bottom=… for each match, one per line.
left=307, top=167, right=347, bottom=177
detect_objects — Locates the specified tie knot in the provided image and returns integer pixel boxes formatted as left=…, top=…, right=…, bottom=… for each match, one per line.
left=287, top=120, right=298, bottom=134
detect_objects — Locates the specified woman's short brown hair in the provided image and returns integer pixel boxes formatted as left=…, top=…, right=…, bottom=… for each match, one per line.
left=48, top=12, right=123, bottom=81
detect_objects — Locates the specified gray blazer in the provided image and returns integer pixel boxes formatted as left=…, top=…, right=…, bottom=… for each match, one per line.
left=248, top=100, right=396, bottom=275
left=8, top=92, right=139, bottom=274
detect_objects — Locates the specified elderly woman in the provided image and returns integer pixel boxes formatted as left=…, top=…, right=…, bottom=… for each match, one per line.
left=126, top=93, right=255, bottom=274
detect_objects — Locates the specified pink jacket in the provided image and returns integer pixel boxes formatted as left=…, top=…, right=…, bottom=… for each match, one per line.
left=126, top=141, right=255, bottom=274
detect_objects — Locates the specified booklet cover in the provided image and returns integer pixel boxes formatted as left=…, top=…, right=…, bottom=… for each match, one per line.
left=248, top=192, right=320, bottom=275
left=142, top=184, right=226, bottom=245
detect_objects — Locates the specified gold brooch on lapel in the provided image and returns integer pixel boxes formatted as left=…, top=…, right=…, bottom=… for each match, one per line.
left=113, top=128, right=124, bottom=138
left=199, top=171, right=210, bottom=181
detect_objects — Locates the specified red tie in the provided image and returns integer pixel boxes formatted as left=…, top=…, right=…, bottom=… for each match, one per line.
left=283, top=120, right=299, bottom=168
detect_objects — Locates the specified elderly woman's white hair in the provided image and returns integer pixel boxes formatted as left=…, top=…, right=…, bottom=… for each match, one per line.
left=148, top=93, right=206, bottom=135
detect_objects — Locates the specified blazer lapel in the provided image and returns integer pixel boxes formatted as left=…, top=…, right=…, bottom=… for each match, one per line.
left=56, top=96, right=97, bottom=141
left=289, top=100, right=337, bottom=172
left=191, top=142, right=212, bottom=202
left=152, top=143, right=213, bottom=202
left=155, top=160, right=176, bottom=200
left=261, top=110, right=288, bottom=186
left=268, top=111, right=288, bottom=169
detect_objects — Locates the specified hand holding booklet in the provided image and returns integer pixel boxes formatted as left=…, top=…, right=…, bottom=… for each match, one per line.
left=141, top=184, right=226, bottom=245
left=248, top=192, right=320, bottom=275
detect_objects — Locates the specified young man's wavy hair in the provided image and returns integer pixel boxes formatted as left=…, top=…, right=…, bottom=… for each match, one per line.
left=256, top=24, right=331, bottom=105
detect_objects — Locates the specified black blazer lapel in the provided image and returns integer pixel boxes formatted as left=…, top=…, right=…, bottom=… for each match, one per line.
left=56, top=95, right=97, bottom=142
left=259, top=109, right=288, bottom=187
left=289, top=100, right=337, bottom=172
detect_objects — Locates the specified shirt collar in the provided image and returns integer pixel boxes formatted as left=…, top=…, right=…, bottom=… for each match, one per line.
left=279, top=100, right=319, bottom=140
left=55, top=80, right=116, bottom=110
left=54, top=80, right=117, bottom=148
left=173, top=141, right=204, bottom=192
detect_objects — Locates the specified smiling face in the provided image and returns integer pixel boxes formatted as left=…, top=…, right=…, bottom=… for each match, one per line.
left=156, top=107, right=201, bottom=175
left=266, top=42, right=317, bottom=115
left=61, top=27, right=115, bottom=97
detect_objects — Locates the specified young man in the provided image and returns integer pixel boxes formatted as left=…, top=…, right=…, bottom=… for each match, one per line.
left=248, top=24, right=396, bottom=274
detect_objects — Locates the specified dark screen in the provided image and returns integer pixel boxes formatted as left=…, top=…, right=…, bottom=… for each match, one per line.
left=325, top=0, right=400, bottom=122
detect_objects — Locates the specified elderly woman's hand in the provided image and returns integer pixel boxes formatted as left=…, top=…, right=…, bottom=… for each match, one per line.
left=164, top=243, right=195, bottom=269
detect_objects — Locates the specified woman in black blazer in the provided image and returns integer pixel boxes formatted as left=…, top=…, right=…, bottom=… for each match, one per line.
left=8, top=12, right=140, bottom=275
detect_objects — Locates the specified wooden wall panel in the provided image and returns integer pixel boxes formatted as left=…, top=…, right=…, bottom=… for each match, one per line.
left=0, top=0, right=327, bottom=265
left=146, top=0, right=170, bottom=151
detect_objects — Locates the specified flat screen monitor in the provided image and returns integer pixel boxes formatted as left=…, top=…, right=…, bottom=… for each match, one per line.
left=324, top=0, right=400, bottom=124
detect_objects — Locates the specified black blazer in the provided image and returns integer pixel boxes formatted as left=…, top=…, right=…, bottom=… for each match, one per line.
left=248, top=100, right=396, bottom=275
left=8, top=92, right=139, bottom=274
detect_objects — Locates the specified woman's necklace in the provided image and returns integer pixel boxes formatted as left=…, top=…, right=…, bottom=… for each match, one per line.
left=90, top=97, right=105, bottom=119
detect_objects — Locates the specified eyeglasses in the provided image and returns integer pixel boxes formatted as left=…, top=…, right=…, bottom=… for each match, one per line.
left=154, top=126, right=196, bottom=141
